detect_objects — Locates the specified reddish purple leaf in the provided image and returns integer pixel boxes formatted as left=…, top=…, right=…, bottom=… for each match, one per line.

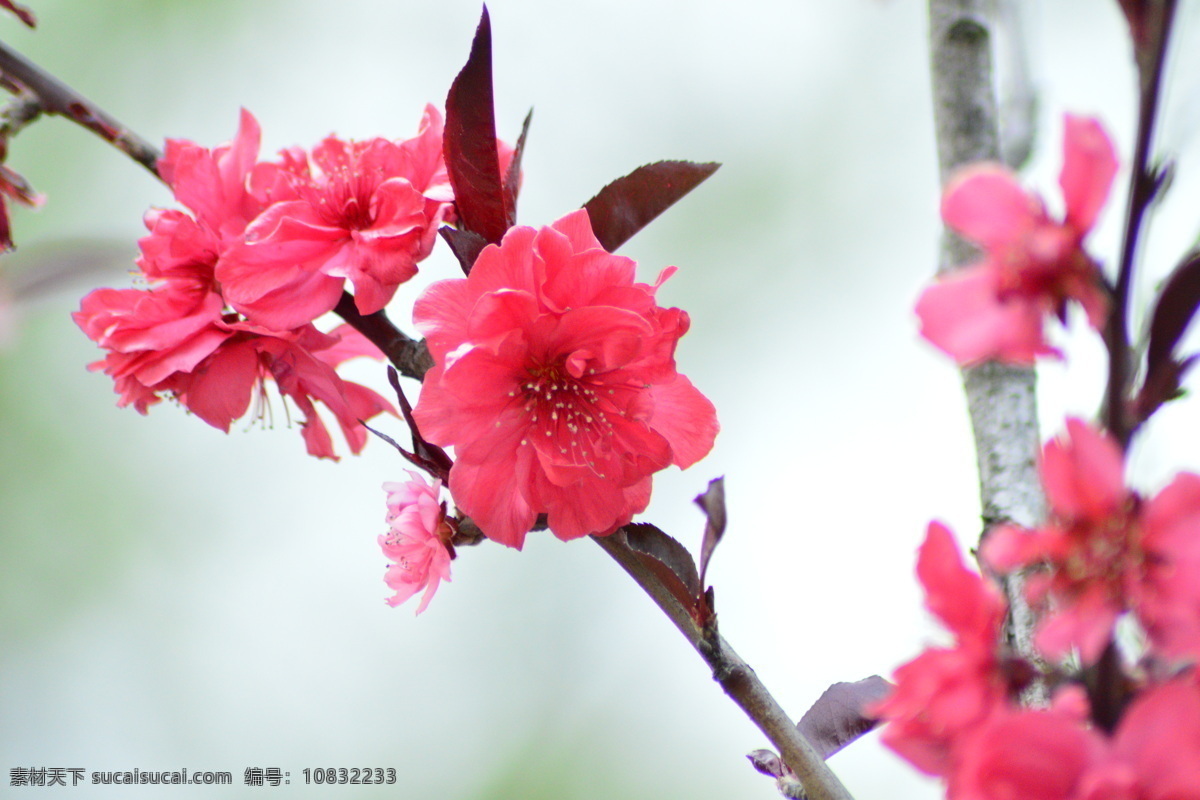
left=0, top=0, right=35, bottom=28
left=694, top=476, right=726, bottom=589
left=796, top=676, right=893, bottom=759
left=439, top=226, right=490, bottom=276
left=583, top=160, right=719, bottom=252
left=444, top=6, right=508, bottom=244
left=1139, top=250, right=1200, bottom=423
left=621, top=523, right=701, bottom=610
left=503, top=109, right=532, bottom=227
left=385, top=366, right=453, bottom=481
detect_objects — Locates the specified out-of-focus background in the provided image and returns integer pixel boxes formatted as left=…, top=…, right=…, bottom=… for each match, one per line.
left=1, top=1, right=1197, bottom=798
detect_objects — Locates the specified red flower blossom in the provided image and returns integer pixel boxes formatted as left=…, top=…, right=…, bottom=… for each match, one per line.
left=75, top=115, right=394, bottom=460
left=984, top=419, right=1200, bottom=664
left=217, top=106, right=452, bottom=329
left=158, top=108, right=292, bottom=245
left=875, top=522, right=1009, bottom=777
left=951, top=705, right=1104, bottom=800
left=916, top=115, right=1117, bottom=365
left=951, top=678, right=1200, bottom=800
left=380, top=471, right=454, bottom=614
left=411, top=208, right=718, bottom=548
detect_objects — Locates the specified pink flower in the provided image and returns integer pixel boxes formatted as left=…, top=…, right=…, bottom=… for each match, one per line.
left=217, top=106, right=453, bottom=329
left=950, top=678, right=1200, bottom=800
left=875, top=522, right=1010, bottom=777
left=380, top=472, right=453, bottom=614
left=951, top=706, right=1104, bottom=800
left=157, top=108, right=293, bottom=245
left=983, top=419, right=1200, bottom=664
left=411, top=208, right=718, bottom=549
left=75, top=126, right=395, bottom=461
left=917, top=115, right=1117, bottom=365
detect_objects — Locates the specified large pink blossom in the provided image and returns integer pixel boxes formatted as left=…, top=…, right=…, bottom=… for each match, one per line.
left=157, top=108, right=293, bottom=245
left=75, top=126, right=394, bottom=461
left=217, top=106, right=453, bottom=329
left=380, top=472, right=453, bottom=614
left=411, top=208, right=718, bottom=549
left=916, top=115, right=1117, bottom=365
left=875, top=522, right=1009, bottom=777
left=983, top=418, right=1200, bottom=664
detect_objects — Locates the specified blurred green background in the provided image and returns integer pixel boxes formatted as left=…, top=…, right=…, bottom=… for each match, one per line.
left=1, top=1, right=1197, bottom=798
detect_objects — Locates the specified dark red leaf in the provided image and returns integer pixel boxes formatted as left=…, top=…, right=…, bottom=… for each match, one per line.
left=503, top=108, right=532, bottom=227
left=443, top=6, right=508, bottom=245
left=439, top=226, right=490, bottom=275
left=695, top=476, right=726, bottom=589
left=1139, top=250, right=1200, bottom=423
left=796, top=676, right=893, bottom=759
left=386, top=366, right=454, bottom=481
left=583, top=160, right=719, bottom=252
left=0, top=0, right=36, bottom=28
left=621, top=523, right=701, bottom=610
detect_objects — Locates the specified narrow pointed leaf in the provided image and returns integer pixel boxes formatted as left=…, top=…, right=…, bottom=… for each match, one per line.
left=387, top=367, right=454, bottom=481
left=796, top=676, right=893, bottom=759
left=444, top=6, right=508, bottom=244
left=583, top=160, right=719, bottom=252
left=503, top=108, right=532, bottom=227
left=1140, top=250, right=1200, bottom=422
left=621, top=523, right=701, bottom=610
left=695, top=476, right=726, bottom=588
left=0, top=1, right=36, bottom=28
left=439, top=226, right=490, bottom=275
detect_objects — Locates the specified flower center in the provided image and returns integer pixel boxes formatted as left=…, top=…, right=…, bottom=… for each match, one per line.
left=516, top=361, right=621, bottom=475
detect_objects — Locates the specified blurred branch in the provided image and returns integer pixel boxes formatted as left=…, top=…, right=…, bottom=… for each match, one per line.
left=1105, top=0, right=1178, bottom=449
left=927, top=0, right=1047, bottom=703
left=593, top=531, right=856, bottom=800
left=0, top=38, right=161, bottom=176
left=994, top=0, right=1037, bottom=169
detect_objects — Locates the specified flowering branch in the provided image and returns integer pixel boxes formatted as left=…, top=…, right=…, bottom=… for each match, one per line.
left=0, top=39, right=161, bottom=175
left=1104, top=0, right=1178, bottom=448
left=592, top=532, right=855, bottom=800
left=926, top=0, right=1048, bottom=700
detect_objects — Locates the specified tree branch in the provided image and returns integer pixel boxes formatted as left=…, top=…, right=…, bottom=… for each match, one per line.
left=333, top=292, right=433, bottom=380
left=593, top=532, right=855, bottom=800
left=0, top=38, right=161, bottom=175
left=927, top=0, right=1047, bottom=702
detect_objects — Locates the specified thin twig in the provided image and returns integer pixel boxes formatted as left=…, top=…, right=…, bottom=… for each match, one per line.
left=927, top=0, right=1048, bottom=704
left=1105, top=0, right=1178, bottom=450
left=0, top=38, right=161, bottom=175
left=593, top=532, right=855, bottom=800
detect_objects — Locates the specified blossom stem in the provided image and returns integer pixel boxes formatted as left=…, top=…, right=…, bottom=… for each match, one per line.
left=332, top=292, right=433, bottom=380
left=927, top=0, right=1048, bottom=703
left=1105, top=0, right=1178, bottom=450
left=593, top=531, right=856, bottom=800
left=0, top=38, right=161, bottom=176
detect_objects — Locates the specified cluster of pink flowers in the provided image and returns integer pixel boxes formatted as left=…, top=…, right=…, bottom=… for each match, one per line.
left=916, top=116, right=1117, bottom=365
left=75, top=100, right=719, bottom=612
left=371, top=208, right=719, bottom=610
left=876, top=420, right=1200, bottom=799
left=74, top=107, right=459, bottom=459
left=412, top=208, right=719, bottom=549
